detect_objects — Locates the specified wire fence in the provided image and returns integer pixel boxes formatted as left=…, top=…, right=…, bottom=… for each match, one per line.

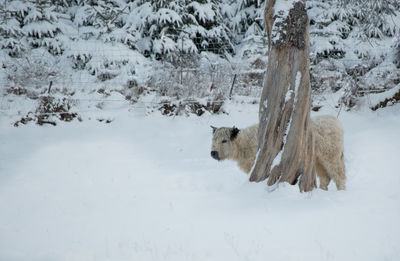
left=1, top=32, right=398, bottom=121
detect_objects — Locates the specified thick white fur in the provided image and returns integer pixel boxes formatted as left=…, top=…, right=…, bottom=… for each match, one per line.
left=211, top=125, right=258, bottom=173
left=211, top=115, right=346, bottom=190
left=311, top=115, right=346, bottom=190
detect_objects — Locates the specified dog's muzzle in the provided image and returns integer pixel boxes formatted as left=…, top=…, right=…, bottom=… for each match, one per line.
left=211, top=151, right=219, bottom=160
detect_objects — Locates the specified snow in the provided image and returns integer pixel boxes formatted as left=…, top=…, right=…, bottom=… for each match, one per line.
left=1, top=101, right=399, bottom=261
left=156, top=8, right=182, bottom=25
left=263, top=99, right=268, bottom=108
left=1, top=1, right=400, bottom=260
left=270, top=149, right=283, bottom=171
left=294, top=71, right=301, bottom=100
left=23, top=21, right=59, bottom=38
left=249, top=148, right=260, bottom=174
left=270, top=108, right=292, bottom=171
left=274, top=0, right=297, bottom=16
left=365, top=83, right=400, bottom=108
left=285, top=89, right=293, bottom=103
left=187, top=2, right=216, bottom=23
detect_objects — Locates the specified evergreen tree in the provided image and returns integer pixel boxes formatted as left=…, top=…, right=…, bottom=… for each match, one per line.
left=308, top=0, right=400, bottom=109
left=231, top=0, right=262, bottom=36
left=229, top=0, right=266, bottom=58
left=124, top=0, right=233, bottom=60
left=308, top=0, right=400, bottom=60
left=22, top=0, right=65, bottom=55
left=350, top=0, right=400, bottom=40
left=183, top=0, right=233, bottom=55
left=307, top=0, right=348, bottom=60
left=0, top=0, right=28, bottom=57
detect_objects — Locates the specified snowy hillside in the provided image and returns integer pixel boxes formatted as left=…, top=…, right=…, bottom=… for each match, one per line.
left=1, top=101, right=400, bottom=261
left=1, top=1, right=400, bottom=260
left=1, top=0, right=400, bottom=119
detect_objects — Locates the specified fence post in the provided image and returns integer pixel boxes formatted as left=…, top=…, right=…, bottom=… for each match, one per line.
left=229, top=74, right=237, bottom=99
left=48, top=81, right=53, bottom=94
left=180, top=36, right=184, bottom=85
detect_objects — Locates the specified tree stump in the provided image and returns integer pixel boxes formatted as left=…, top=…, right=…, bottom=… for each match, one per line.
left=249, top=0, right=316, bottom=192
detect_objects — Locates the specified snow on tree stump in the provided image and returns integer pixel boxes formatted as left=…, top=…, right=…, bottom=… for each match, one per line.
left=249, top=0, right=316, bottom=192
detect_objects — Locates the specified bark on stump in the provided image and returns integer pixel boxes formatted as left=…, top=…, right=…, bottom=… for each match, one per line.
left=249, top=0, right=316, bottom=192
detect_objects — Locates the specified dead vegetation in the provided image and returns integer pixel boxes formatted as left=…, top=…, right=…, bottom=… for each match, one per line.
left=14, top=96, right=79, bottom=127
left=159, top=99, right=224, bottom=116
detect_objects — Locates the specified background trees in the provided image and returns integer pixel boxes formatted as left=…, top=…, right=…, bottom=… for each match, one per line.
left=0, top=0, right=399, bottom=110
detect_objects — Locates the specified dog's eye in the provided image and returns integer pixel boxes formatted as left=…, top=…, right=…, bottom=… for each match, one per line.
left=221, top=140, right=227, bottom=143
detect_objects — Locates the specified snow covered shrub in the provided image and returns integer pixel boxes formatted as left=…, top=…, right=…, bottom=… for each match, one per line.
left=370, top=85, right=400, bottom=111
left=65, top=38, right=148, bottom=93
left=4, top=50, right=61, bottom=95
left=158, top=99, right=223, bottom=116
left=338, top=81, right=359, bottom=109
left=149, top=53, right=234, bottom=115
left=231, top=57, right=265, bottom=97
left=36, top=96, right=77, bottom=122
left=150, top=60, right=200, bottom=98
left=14, top=96, right=78, bottom=127
left=150, top=53, right=233, bottom=100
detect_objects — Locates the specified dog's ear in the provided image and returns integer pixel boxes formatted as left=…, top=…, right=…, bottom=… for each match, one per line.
left=210, top=125, right=217, bottom=134
left=230, top=127, right=240, bottom=140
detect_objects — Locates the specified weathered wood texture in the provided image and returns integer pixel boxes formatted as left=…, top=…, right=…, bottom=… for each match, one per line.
left=249, top=0, right=316, bottom=192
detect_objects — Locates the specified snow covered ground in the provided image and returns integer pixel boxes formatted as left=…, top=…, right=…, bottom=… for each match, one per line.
left=0, top=99, right=399, bottom=261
